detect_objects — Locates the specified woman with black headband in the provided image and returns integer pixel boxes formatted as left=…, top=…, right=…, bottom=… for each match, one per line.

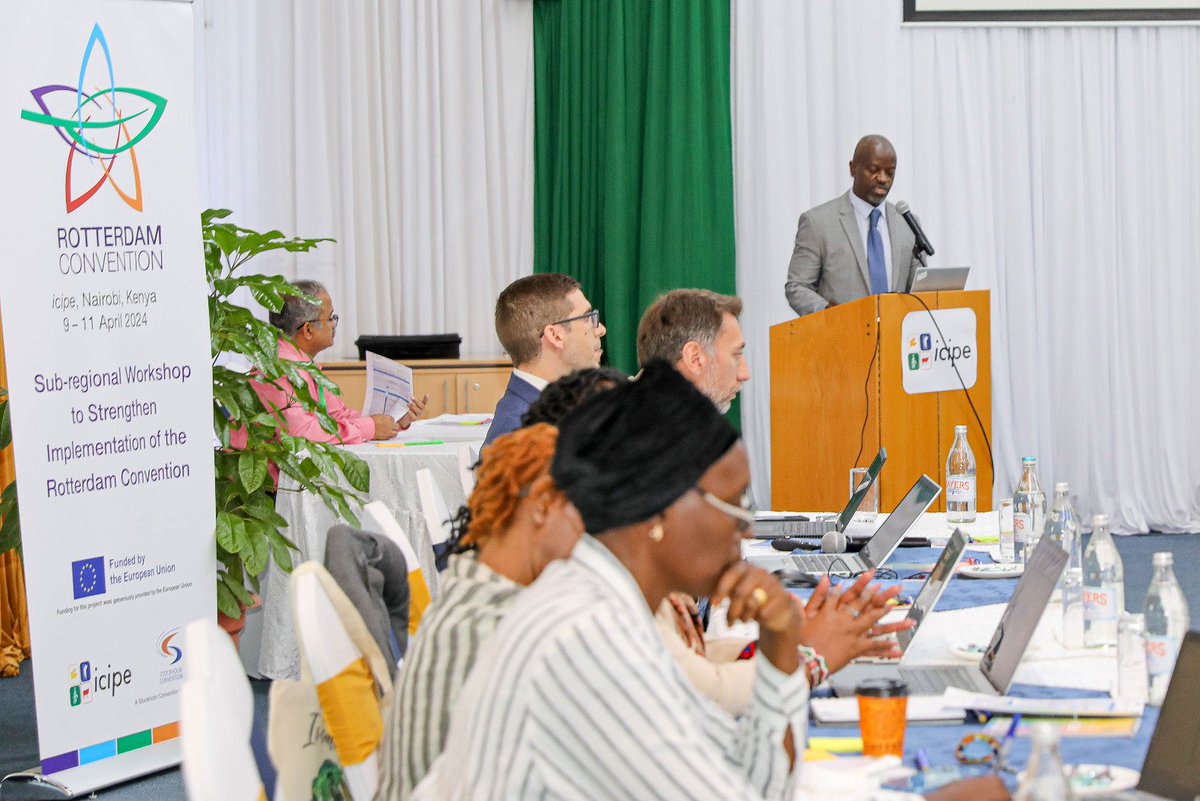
left=411, top=361, right=992, bottom=800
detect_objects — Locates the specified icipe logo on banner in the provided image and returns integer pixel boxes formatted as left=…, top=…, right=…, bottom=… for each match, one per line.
left=900, top=309, right=978, bottom=395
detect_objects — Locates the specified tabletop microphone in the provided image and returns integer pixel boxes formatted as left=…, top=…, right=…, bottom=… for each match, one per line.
left=769, top=538, right=822, bottom=552
left=821, top=530, right=848, bottom=553
left=896, top=200, right=935, bottom=257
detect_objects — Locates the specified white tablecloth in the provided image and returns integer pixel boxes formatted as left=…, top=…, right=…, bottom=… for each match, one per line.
left=254, top=416, right=487, bottom=679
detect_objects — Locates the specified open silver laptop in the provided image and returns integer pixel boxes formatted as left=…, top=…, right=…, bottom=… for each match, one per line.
left=1100, top=630, right=1200, bottom=801
left=831, top=536, right=1068, bottom=697
left=790, top=475, right=940, bottom=575
left=908, top=265, right=970, bottom=292
left=849, top=528, right=968, bottom=666
left=752, top=449, right=886, bottom=539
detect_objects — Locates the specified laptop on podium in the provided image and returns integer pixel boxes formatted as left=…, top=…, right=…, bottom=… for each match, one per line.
left=752, top=448, right=886, bottom=539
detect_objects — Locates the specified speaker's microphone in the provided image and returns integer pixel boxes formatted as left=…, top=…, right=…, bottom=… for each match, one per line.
left=896, top=200, right=935, bottom=257
left=770, top=538, right=822, bottom=552
left=821, top=530, right=848, bottom=553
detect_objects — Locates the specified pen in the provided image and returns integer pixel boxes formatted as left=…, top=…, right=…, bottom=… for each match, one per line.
left=375, top=440, right=446, bottom=448
left=998, top=713, right=1022, bottom=768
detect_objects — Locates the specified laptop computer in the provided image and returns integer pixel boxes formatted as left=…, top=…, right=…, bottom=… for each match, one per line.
left=751, top=448, right=886, bottom=539
left=790, top=474, right=940, bottom=575
left=830, top=536, right=1068, bottom=697
left=908, top=265, right=970, bottom=292
left=1100, top=630, right=1200, bottom=801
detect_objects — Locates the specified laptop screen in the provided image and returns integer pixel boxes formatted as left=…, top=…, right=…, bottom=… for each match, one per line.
left=836, top=448, right=887, bottom=532
left=897, top=528, right=966, bottom=651
left=862, top=475, right=941, bottom=567
left=1138, top=630, right=1200, bottom=801
left=979, top=538, right=1068, bottom=693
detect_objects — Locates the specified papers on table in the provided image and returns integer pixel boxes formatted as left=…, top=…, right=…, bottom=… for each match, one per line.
left=810, top=695, right=966, bottom=724
left=938, top=687, right=1144, bottom=718
left=362, top=351, right=414, bottom=418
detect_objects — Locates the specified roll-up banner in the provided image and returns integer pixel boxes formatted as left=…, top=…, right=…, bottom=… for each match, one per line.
left=0, top=0, right=215, bottom=795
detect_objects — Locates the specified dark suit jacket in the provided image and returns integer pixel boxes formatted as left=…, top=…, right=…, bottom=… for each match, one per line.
left=784, top=191, right=921, bottom=317
left=483, top=373, right=542, bottom=446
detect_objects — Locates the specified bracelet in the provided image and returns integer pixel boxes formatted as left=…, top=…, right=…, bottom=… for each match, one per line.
left=797, top=645, right=829, bottom=688
left=955, top=733, right=1001, bottom=765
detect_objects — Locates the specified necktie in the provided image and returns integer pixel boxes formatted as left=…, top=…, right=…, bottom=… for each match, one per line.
left=867, top=207, right=888, bottom=294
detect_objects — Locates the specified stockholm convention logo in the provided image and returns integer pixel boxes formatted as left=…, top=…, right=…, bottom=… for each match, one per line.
left=158, top=628, right=183, bottom=665
left=19, top=23, right=167, bottom=213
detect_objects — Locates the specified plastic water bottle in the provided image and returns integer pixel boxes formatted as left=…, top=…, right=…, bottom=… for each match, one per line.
left=945, top=425, right=977, bottom=524
left=1014, top=722, right=1074, bottom=801
left=1012, top=457, right=1046, bottom=564
left=1061, top=568, right=1085, bottom=649
left=1143, top=552, right=1190, bottom=705
left=1083, top=514, right=1124, bottom=648
left=1044, top=482, right=1081, bottom=590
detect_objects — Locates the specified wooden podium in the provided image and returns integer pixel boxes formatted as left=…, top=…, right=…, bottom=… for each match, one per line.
left=770, top=291, right=992, bottom=514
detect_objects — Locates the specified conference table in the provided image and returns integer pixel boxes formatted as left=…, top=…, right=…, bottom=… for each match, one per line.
left=251, top=414, right=490, bottom=679
left=740, top=512, right=1160, bottom=793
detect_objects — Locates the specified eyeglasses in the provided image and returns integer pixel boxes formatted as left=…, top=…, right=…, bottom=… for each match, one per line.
left=311, top=313, right=339, bottom=328
left=549, top=309, right=601, bottom=330
left=696, top=488, right=755, bottom=532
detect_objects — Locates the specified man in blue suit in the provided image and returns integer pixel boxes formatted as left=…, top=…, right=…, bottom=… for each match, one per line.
left=484, top=274, right=607, bottom=446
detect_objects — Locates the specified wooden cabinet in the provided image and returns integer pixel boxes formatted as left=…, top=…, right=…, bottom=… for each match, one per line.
left=320, top=358, right=512, bottom=417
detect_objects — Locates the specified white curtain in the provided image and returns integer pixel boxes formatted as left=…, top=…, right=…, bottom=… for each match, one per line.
left=732, top=2, right=1200, bottom=533
left=193, top=0, right=533, bottom=359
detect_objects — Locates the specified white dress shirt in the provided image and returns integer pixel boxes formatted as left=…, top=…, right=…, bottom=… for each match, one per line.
left=848, top=191, right=893, bottom=291
left=412, top=534, right=810, bottom=800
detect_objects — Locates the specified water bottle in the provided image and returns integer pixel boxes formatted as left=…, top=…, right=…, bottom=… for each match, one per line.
left=1014, top=722, right=1074, bottom=801
left=1082, top=514, right=1124, bottom=648
left=1061, top=568, right=1084, bottom=649
left=1012, top=457, right=1046, bottom=564
left=1044, top=482, right=1081, bottom=590
left=945, top=425, right=977, bottom=524
left=1143, top=552, right=1190, bottom=705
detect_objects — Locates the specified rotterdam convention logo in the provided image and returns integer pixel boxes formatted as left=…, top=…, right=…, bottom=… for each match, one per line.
left=67, top=659, right=132, bottom=707
left=71, top=555, right=106, bottom=599
left=19, top=23, right=167, bottom=213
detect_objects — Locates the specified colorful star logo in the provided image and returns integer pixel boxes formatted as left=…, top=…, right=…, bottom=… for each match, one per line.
left=20, top=23, right=167, bottom=213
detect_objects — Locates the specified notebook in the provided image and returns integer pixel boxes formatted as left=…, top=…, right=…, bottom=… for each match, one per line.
left=789, top=474, right=940, bottom=576
left=752, top=448, right=886, bottom=539
left=830, top=537, right=1068, bottom=697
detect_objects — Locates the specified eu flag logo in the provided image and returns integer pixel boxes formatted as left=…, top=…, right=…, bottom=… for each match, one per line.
left=71, top=557, right=106, bottom=599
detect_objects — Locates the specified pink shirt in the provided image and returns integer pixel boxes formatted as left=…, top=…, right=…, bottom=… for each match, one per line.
left=250, top=339, right=376, bottom=444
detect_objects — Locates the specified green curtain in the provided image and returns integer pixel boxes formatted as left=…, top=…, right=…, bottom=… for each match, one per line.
left=533, top=0, right=736, bottom=378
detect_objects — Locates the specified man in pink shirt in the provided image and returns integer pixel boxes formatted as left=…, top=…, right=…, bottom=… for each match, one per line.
left=254, top=279, right=426, bottom=443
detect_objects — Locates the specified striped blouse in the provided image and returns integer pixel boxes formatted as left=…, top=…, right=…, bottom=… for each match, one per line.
left=377, top=551, right=522, bottom=799
left=411, top=534, right=809, bottom=800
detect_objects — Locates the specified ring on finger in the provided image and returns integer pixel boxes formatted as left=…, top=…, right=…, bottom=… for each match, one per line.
left=751, top=587, right=769, bottom=607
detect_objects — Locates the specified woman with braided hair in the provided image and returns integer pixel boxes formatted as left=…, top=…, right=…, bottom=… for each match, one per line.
left=376, top=423, right=583, bottom=799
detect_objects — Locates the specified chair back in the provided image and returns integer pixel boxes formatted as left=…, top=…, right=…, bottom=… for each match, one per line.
left=291, top=562, right=393, bottom=801
left=415, top=467, right=453, bottom=547
left=360, top=501, right=434, bottom=637
left=180, top=618, right=267, bottom=801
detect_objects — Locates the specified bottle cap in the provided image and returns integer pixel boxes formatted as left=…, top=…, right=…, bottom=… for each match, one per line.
left=1029, top=721, right=1060, bottom=745
left=1152, top=552, right=1174, bottom=567
left=1054, top=481, right=1069, bottom=492
left=1022, top=456, right=1037, bottom=465
left=955, top=424, right=967, bottom=433
left=1093, top=513, right=1109, bottom=527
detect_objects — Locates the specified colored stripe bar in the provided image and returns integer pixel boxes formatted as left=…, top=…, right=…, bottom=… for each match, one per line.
left=41, top=751, right=79, bottom=775
left=152, top=722, right=179, bottom=743
left=117, top=730, right=152, bottom=753
left=79, top=740, right=117, bottom=765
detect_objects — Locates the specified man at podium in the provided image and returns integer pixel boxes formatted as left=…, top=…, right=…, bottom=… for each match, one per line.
left=784, top=135, right=921, bottom=317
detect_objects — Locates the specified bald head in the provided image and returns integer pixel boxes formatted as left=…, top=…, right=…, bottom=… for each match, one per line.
left=850, top=135, right=897, bottom=206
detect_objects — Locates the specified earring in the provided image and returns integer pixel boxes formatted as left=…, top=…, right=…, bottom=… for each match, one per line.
left=649, top=523, right=665, bottom=542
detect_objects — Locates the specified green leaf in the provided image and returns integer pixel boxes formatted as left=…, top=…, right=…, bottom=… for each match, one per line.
left=0, top=484, right=20, bottom=555
left=245, top=524, right=270, bottom=577
left=237, top=451, right=268, bottom=494
left=214, top=511, right=236, bottom=552
left=216, top=577, right=242, bottom=619
left=340, top=453, right=371, bottom=493
left=0, top=393, right=11, bottom=451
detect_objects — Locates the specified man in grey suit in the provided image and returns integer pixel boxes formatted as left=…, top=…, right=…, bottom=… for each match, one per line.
left=785, top=135, right=921, bottom=317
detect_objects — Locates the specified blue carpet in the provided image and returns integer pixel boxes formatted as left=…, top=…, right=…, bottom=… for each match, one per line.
left=2, top=533, right=1198, bottom=798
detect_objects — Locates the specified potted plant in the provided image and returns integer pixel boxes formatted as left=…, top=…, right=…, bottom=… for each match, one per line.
left=204, top=209, right=369, bottom=624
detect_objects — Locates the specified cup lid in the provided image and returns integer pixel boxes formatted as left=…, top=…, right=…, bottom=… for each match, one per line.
left=856, top=678, right=909, bottom=698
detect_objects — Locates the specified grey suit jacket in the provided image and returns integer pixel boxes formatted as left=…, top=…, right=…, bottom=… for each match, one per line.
left=784, top=191, right=921, bottom=317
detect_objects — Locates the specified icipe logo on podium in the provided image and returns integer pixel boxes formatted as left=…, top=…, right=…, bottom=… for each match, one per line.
left=900, top=309, right=978, bottom=395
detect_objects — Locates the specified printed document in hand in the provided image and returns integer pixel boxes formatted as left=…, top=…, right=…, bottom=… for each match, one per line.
left=362, top=351, right=414, bottom=418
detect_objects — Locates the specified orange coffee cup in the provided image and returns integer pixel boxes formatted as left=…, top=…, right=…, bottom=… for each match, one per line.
left=856, top=678, right=909, bottom=757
